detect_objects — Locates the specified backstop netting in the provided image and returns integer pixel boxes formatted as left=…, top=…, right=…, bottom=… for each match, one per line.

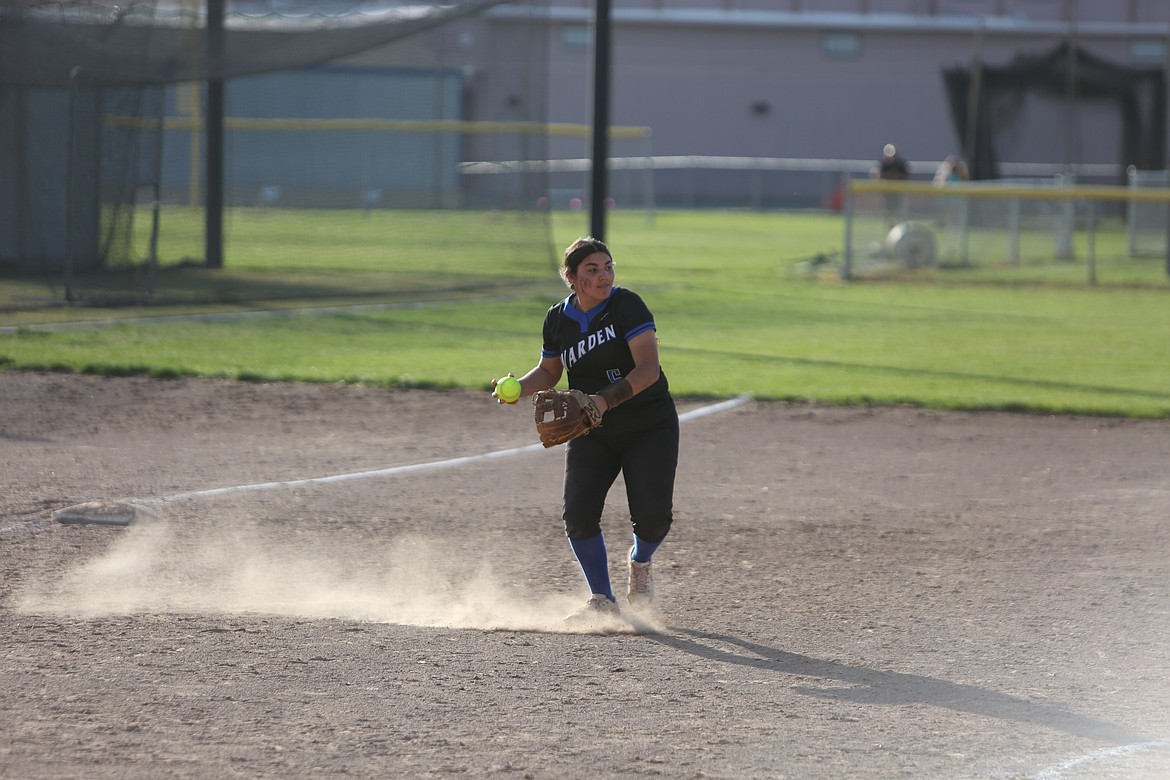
left=0, top=0, right=555, bottom=308
left=63, top=70, right=166, bottom=304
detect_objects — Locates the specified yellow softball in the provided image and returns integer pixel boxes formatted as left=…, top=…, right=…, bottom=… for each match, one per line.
left=495, top=375, right=522, bottom=403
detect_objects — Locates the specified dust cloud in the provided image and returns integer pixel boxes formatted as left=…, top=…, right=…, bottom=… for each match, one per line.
left=15, top=510, right=650, bottom=634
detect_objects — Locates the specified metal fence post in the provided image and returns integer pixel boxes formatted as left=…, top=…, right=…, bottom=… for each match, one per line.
left=842, top=174, right=854, bottom=281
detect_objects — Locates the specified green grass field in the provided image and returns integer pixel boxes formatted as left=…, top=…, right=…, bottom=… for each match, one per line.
left=2, top=208, right=1169, bottom=417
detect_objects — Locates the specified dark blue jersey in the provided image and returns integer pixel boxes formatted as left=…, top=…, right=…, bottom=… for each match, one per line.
left=542, top=287, right=674, bottom=429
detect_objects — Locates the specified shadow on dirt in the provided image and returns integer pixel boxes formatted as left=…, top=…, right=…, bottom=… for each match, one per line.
left=652, top=627, right=1146, bottom=745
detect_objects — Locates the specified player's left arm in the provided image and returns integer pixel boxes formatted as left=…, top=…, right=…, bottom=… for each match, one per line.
left=593, top=328, right=659, bottom=414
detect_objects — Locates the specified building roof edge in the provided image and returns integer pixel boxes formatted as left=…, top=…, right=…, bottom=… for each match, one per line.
left=489, top=5, right=1170, bottom=39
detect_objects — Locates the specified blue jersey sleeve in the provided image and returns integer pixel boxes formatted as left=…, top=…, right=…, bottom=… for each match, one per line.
left=614, top=290, right=656, bottom=341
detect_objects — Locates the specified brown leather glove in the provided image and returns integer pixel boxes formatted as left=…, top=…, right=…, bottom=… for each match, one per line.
left=532, top=389, right=604, bottom=448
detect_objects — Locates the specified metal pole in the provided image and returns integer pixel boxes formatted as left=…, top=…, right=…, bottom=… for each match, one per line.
left=1087, top=198, right=1096, bottom=286
left=959, top=193, right=970, bottom=266
left=1064, top=10, right=1078, bottom=175
left=642, top=131, right=655, bottom=226
left=65, top=67, right=81, bottom=303
left=205, top=0, right=225, bottom=269
left=964, top=19, right=984, bottom=177
left=589, top=0, right=611, bottom=241
left=148, top=86, right=165, bottom=302
left=1165, top=24, right=1170, bottom=277
left=841, top=175, right=854, bottom=281
left=1009, top=196, right=1020, bottom=265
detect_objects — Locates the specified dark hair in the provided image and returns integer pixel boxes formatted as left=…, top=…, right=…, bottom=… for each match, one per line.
left=560, top=236, right=612, bottom=287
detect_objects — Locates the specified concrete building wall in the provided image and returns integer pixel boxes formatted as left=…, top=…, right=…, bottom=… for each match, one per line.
left=481, top=0, right=1170, bottom=206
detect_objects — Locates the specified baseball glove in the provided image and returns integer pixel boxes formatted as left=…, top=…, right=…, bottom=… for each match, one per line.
left=533, top=389, right=604, bottom=448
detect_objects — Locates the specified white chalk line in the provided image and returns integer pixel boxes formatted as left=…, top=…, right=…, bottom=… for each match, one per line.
left=0, top=394, right=751, bottom=535
left=1033, top=740, right=1170, bottom=779
left=120, top=393, right=753, bottom=507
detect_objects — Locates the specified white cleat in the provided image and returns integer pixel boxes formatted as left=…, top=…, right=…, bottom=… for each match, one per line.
left=627, top=546, right=654, bottom=612
left=563, top=594, right=623, bottom=630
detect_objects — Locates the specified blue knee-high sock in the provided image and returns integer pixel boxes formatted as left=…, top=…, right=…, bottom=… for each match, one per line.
left=631, top=533, right=663, bottom=564
left=568, top=533, right=614, bottom=601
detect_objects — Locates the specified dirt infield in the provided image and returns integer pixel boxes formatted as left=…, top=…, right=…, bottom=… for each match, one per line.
left=2, top=372, right=1168, bottom=779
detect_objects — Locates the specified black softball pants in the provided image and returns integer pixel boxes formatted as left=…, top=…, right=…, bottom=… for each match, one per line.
left=561, top=416, right=679, bottom=544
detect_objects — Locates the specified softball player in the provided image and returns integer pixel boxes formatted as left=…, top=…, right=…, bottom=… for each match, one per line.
left=498, top=237, right=679, bottom=624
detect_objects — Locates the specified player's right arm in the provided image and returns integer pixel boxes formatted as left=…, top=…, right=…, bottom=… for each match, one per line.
left=516, top=356, right=563, bottom=398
